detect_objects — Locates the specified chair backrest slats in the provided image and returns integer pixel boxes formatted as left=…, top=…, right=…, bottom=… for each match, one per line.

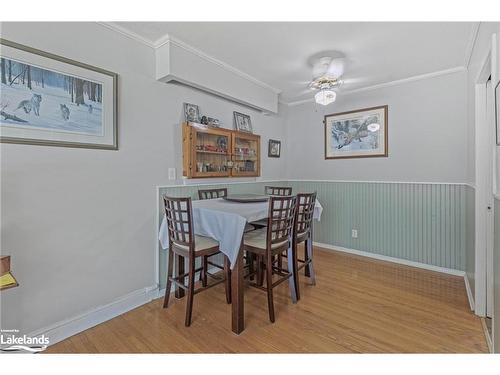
left=163, top=195, right=195, bottom=253
left=266, top=195, right=297, bottom=250
left=294, top=192, right=317, bottom=241
left=198, top=188, right=228, bottom=200
left=265, top=186, right=292, bottom=196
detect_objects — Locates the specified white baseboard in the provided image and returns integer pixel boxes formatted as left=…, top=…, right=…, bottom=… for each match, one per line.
left=29, top=285, right=158, bottom=347
left=480, top=318, right=494, bottom=353
left=32, top=264, right=223, bottom=347
left=314, top=242, right=466, bottom=277
left=463, top=274, right=475, bottom=311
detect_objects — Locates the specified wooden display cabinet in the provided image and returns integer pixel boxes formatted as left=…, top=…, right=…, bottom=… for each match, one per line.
left=182, top=122, right=260, bottom=178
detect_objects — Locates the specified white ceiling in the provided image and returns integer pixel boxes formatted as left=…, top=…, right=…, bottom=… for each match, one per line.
left=110, top=22, right=477, bottom=104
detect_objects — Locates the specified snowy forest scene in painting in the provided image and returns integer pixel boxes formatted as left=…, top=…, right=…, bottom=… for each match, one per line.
left=0, top=57, right=103, bottom=136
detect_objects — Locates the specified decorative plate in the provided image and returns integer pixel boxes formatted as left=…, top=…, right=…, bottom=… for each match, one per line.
left=223, top=194, right=269, bottom=203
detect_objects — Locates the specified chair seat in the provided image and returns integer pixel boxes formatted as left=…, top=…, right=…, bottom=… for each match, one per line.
left=243, top=228, right=288, bottom=250
left=244, top=223, right=256, bottom=232
left=296, top=230, right=309, bottom=243
left=174, top=235, right=219, bottom=252
left=250, top=218, right=268, bottom=227
left=194, top=235, right=219, bottom=251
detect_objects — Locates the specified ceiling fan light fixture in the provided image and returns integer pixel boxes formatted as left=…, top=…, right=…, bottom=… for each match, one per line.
left=315, top=89, right=336, bottom=106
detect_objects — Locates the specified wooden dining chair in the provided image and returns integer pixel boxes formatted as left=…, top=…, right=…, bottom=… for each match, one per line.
left=252, top=186, right=293, bottom=230
left=198, top=188, right=227, bottom=200
left=290, top=192, right=317, bottom=301
left=243, top=195, right=298, bottom=322
left=265, top=186, right=292, bottom=196
left=162, top=196, right=231, bottom=327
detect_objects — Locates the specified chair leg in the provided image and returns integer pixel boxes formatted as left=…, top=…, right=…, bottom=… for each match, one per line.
left=266, top=253, right=275, bottom=323
left=304, top=243, right=311, bottom=277
left=287, top=245, right=299, bottom=303
left=248, top=252, right=255, bottom=280
left=201, top=255, right=208, bottom=287
left=163, top=249, right=174, bottom=308
left=175, top=255, right=185, bottom=299
left=224, top=256, right=232, bottom=304
left=184, top=258, right=196, bottom=327
left=277, top=254, right=283, bottom=270
left=256, top=255, right=264, bottom=286
left=305, top=239, right=316, bottom=285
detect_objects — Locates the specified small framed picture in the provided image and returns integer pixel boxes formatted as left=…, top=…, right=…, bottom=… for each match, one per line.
left=496, top=80, right=500, bottom=145
left=184, top=103, right=200, bottom=123
left=207, top=117, right=220, bottom=128
left=268, top=139, right=281, bottom=158
left=233, top=111, right=253, bottom=133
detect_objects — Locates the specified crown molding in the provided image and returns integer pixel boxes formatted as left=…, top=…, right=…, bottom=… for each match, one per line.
left=98, top=22, right=282, bottom=95
left=284, top=66, right=467, bottom=106
left=97, top=22, right=157, bottom=48
left=98, top=22, right=469, bottom=107
left=464, top=22, right=481, bottom=69
left=281, top=97, right=315, bottom=107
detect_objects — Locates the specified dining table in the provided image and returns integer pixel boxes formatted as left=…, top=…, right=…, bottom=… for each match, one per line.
left=158, top=195, right=323, bottom=334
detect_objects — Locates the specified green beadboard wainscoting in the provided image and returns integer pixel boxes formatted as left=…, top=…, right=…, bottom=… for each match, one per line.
left=289, top=181, right=469, bottom=271
left=157, top=180, right=472, bottom=289
left=465, top=185, right=476, bottom=301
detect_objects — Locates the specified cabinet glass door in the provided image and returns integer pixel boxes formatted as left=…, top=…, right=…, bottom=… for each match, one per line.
left=232, top=133, right=260, bottom=176
left=192, top=128, right=231, bottom=177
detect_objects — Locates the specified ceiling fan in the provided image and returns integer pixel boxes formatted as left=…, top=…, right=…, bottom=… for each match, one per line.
left=309, top=56, right=345, bottom=105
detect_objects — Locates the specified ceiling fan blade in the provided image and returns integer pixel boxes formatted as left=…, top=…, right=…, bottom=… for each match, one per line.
left=326, top=58, right=345, bottom=79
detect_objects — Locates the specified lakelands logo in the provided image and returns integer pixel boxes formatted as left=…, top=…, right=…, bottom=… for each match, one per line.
left=0, top=329, right=49, bottom=353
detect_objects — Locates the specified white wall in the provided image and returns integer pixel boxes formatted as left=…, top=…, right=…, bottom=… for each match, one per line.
left=286, top=70, right=468, bottom=183
left=0, top=22, right=287, bottom=335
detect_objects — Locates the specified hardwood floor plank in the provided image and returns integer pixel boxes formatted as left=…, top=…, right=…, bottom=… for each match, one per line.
left=45, top=247, right=488, bottom=353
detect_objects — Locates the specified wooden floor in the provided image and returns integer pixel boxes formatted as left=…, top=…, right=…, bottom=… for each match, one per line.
left=46, top=247, right=488, bottom=353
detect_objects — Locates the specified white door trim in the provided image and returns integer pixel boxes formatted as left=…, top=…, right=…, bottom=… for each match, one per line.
left=474, top=49, right=492, bottom=317
left=486, top=77, right=495, bottom=319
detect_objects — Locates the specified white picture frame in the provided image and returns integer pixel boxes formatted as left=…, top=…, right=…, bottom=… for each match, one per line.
left=233, top=111, right=253, bottom=133
left=184, top=102, right=200, bottom=123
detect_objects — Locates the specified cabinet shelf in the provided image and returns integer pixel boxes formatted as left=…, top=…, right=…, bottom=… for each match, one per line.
left=234, top=155, right=258, bottom=160
left=196, top=150, right=229, bottom=155
left=182, top=122, right=260, bottom=178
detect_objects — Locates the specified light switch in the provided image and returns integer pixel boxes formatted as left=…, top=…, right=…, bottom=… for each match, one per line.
left=168, top=168, right=176, bottom=180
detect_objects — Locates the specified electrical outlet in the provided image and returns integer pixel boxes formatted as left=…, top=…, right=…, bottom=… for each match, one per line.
left=351, top=229, right=358, bottom=239
left=168, top=168, right=176, bottom=180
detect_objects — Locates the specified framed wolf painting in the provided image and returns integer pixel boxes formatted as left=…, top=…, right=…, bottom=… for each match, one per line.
left=324, top=105, right=388, bottom=159
left=0, top=39, right=118, bottom=149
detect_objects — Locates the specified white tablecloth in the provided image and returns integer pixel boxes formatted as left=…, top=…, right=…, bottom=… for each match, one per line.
left=158, top=198, right=323, bottom=269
